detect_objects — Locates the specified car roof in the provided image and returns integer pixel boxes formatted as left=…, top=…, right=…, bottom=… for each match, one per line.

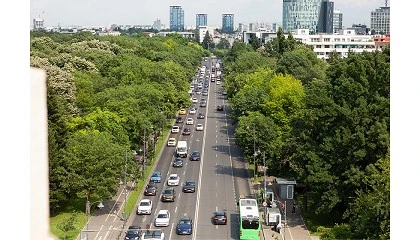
left=140, top=199, right=151, bottom=203
left=215, top=211, right=226, bottom=215
left=158, top=210, right=169, bottom=214
left=169, top=137, right=176, bottom=140
left=170, top=174, right=178, bottom=177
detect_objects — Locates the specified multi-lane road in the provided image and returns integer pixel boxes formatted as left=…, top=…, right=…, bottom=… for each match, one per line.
left=127, top=58, right=252, bottom=240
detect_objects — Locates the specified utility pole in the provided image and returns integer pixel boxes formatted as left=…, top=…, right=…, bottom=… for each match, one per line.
left=253, top=125, right=256, bottom=180
left=123, top=151, right=128, bottom=222
left=284, top=200, right=287, bottom=240
left=143, top=127, right=146, bottom=180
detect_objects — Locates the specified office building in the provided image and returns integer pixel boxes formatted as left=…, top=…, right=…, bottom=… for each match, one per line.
left=222, top=14, right=234, bottom=33
left=349, top=24, right=369, bottom=35
left=153, top=18, right=161, bottom=31
left=283, top=0, right=322, bottom=33
left=238, top=23, right=247, bottom=33
left=318, top=0, right=334, bottom=33
left=333, top=10, right=343, bottom=33
left=370, top=6, right=390, bottom=34
left=273, top=23, right=280, bottom=32
left=196, top=14, right=208, bottom=30
left=33, top=18, right=44, bottom=30
left=170, top=6, right=184, bottom=32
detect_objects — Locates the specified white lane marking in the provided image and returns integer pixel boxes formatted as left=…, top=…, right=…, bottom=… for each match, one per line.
left=216, top=154, right=218, bottom=158
left=105, top=185, right=126, bottom=221
left=216, top=225, right=219, bottom=229
left=288, top=226, right=295, bottom=240
left=216, top=135, right=217, bottom=138
left=178, top=193, right=181, bottom=198
left=216, top=206, right=218, bottom=212
left=216, top=140, right=217, bottom=144
left=225, top=99, right=237, bottom=205
left=93, top=225, right=104, bottom=240
left=183, top=170, right=186, bottom=175
left=142, top=216, right=146, bottom=222
left=169, top=222, right=175, bottom=240
left=103, top=225, right=112, bottom=240
left=175, top=206, right=178, bottom=213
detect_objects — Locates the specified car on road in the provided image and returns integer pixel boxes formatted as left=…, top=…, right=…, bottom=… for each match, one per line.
left=202, top=90, right=208, bottom=96
left=150, top=172, right=162, bottom=183
left=125, top=226, right=141, bottom=240
left=161, top=187, right=176, bottom=202
left=196, top=124, right=204, bottom=131
left=189, top=108, right=197, bottom=114
left=199, top=101, right=207, bottom=107
left=197, top=112, right=205, bottom=119
left=216, top=105, right=224, bottom=111
left=179, top=108, right=186, bottom=115
left=141, top=230, right=164, bottom=240
left=167, top=174, right=180, bottom=186
left=176, top=217, right=193, bottom=235
left=182, top=128, right=191, bottom=135
left=222, top=91, right=227, bottom=95
left=211, top=78, right=215, bottom=82
left=175, top=117, right=184, bottom=123
left=186, top=118, right=194, bottom=125
left=144, top=182, right=158, bottom=196
left=171, top=126, right=180, bottom=133
left=137, top=199, right=153, bottom=215
left=182, top=181, right=196, bottom=193
left=216, top=81, right=221, bottom=85
left=190, top=151, right=201, bottom=161
left=167, top=137, right=177, bottom=147
left=213, top=211, right=228, bottom=225
left=154, top=210, right=170, bottom=227
left=172, top=157, right=183, bottom=167
left=195, top=89, right=202, bottom=95
left=191, top=97, right=198, bottom=103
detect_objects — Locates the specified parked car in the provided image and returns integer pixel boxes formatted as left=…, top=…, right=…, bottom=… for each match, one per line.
left=167, top=137, right=177, bottom=147
left=182, top=181, right=196, bottom=193
left=171, top=126, right=180, bottom=133
left=150, top=172, right=162, bottom=183
left=137, top=199, right=153, bottom=215
left=175, top=117, right=184, bottom=123
left=172, top=157, right=184, bottom=167
left=176, top=217, right=193, bottom=235
left=196, top=124, right=204, bottom=131
left=144, top=182, right=158, bottom=196
left=125, top=226, right=141, bottom=240
left=186, top=118, right=194, bottom=125
left=161, top=187, right=176, bottom=202
left=190, top=151, right=201, bottom=161
left=213, top=211, right=228, bottom=225
left=182, top=128, right=191, bottom=135
left=167, top=174, right=180, bottom=186
left=154, top=210, right=170, bottom=227
left=141, top=230, right=164, bottom=240
left=197, top=112, right=205, bottom=119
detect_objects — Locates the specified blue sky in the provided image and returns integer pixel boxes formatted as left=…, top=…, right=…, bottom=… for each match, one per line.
left=30, top=0, right=386, bottom=28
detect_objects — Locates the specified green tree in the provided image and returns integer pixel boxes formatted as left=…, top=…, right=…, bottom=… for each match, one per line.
left=216, top=38, right=231, bottom=49
left=277, top=27, right=287, bottom=56
left=249, top=34, right=261, bottom=50
left=201, top=31, right=214, bottom=50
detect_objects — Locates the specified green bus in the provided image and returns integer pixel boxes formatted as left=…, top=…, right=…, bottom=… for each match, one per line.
left=238, top=198, right=261, bottom=240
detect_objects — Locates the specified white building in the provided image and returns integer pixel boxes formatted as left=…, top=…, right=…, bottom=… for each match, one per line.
left=333, top=10, right=343, bottom=33
left=199, top=26, right=215, bottom=43
left=33, top=18, right=44, bottom=30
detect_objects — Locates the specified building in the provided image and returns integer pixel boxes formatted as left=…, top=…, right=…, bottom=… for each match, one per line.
left=196, top=14, right=208, bottom=30
left=222, top=14, right=234, bottom=33
left=33, top=18, right=44, bottom=30
left=373, top=34, right=390, bottom=50
left=199, top=26, right=215, bottom=43
left=349, top=24, right=369, bottom=35
left=273, top=23, right=280, bottom=32
left=238, top=23, right=247, bottom=33
left=318, top=0, right=334, bottom=33
left=158, top=31, right=195, bottom=39
left=153, top=18, right=161, bottom=31
left=283, top=0, right=322, bottom=33
left=170, top=6, right=184, bottom=32
left=333, top=10, right=343, bottom=33
left=370, top=6, right=390, bottom=34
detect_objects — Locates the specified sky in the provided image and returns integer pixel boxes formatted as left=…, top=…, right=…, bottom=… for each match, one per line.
left=30, top=0, right=386, bottom=29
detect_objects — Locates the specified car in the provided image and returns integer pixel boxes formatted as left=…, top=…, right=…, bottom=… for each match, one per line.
left=217, top=105, right=224, bottom=111
left=213, top=211, right=228, bottom=225
left=141, top=230, right=164, bottom=240
left=196, top=124, right=204, bottom=131
left=195, top=89, right=202, bottom=95
left=171, top=126, right=180, bottom=133
left=197, top=112, right=205, bottom=119
left=192, top=97, right=198, bottom=103
left=199, top=101, right=206, bottom=107
left=176, top=217, right=193, bottom=235
left=216, top=81, right=221, bottom=85
left=172, top=157, right=184, bottom=167
left=161, top=187, right=176, bottom=202
left=186, top=118, right=194, bottom=125
left=182, top=128, right=191, bottom=135
left=182, top=181, right=196, bottom=193
left=167, top=174, right=180, bottom=186
left=150, top=172, right=162, bottom=183
left=167, top=137, right=177, bottom=147
left=155, top=210, right=170, bottom=227
left=222, top=91, right=227, bottom=95
left=190, top=151, right=201, bottom=161
left=125, top=226, right=141, bottom=240
left=189, top=108, right=197, bottom=114
left=137, top=199, right=153, bottom=215
left=198, top=84, right=203, bottom=89
left=202, top=91, right=208, bottom=96
left=179, top=108, right=186, bottom=115
left=144, top=182, right=158, bottom=196
left=211, top=78, right=215, bottom=82
left=175, top=117, right=184, bottom=123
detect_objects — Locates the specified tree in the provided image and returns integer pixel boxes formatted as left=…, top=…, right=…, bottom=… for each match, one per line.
left=277, top=27, right=287, bottom=56
left=201, top=31, right=213, bottom=50
left=249, top=34, right=261, bottom=50
left=216, top=38, right=231, bottom=49
left=286, top=31, right=298, bottom=51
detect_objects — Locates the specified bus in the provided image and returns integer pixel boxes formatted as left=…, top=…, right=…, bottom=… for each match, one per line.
left=238, top=198, right=261, bottom=240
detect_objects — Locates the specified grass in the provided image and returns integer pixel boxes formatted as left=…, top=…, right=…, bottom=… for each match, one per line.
left=49, top=126, right=171, bottom=240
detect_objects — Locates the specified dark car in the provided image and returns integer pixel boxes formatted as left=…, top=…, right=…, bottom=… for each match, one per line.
left=161, top=187, right=176, bottom=202
left=176, top=217, right=193, bottom=235
left=190, top=151, right=201, bottom=161
left=198, top=112, right=205, bottom=119
left=199, top=101, right=207, bottom=107
left=213, top=211, right=227, bottom=225
left=182, top=181, right=196, bottom=193
left=216, top=105, right=224, bottom=111
left=144, top=182, right=158, bottom=196
left=176, top=117, right=184, bottom=123
left=183, top=128, right=191, bottom=135
left=172, top=157, right=184, bottom=167
left=202, top=91, right=208, bottom=96
left=125, top=226, right=141, bottom=240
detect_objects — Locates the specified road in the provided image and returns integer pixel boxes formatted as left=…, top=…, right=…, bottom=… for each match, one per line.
left=126, top=57, right=252, bottom=240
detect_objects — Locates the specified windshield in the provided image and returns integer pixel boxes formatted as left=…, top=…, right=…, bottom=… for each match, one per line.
left=179, top=219, right=191, bottom=224
left=140, top=202, right=150, bottom=206
left=164, top=190, right=172, bottom=194
left=242, top=219, right=260, bottom=229
left=158, top=214, right=168, bottom=218
left=170, top=176, right=177, bottom=180
left=152, top=172, right=160, bottom=177
left=186, top=182, right=194, bottom=186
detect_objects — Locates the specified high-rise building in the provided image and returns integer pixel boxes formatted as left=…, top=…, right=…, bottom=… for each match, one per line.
left=317, top=0, right=334, bottom=33
left=272, top=23, right=280, bottom=32
left=282, top=0, right=322, bottom=33
left=196, top=14, right=208, bottom=30
left=370, top=6, right=390, bottom=34
left=33, top=18, right=44, bottom=30
left=153, top=18, right=161, bottom=31
left=222, top=14, right=234, bottom=33
left=333, top=10, right=343, bottom=33
left=170, top=6, right=184, bottom=32
left=238, top=23, right=246, bottom=33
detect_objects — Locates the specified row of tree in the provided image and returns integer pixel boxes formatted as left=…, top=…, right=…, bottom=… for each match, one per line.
left=218, top=31, right=390, bottom=239
left=30, top=31, right=206, bottom=214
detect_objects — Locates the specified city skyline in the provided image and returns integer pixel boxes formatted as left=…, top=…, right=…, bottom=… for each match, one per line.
left=30, top=0, right=385, bottom=29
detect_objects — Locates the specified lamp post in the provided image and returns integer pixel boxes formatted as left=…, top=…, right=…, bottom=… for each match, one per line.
left=123, top=151, right=128, bottom=222
left=143, top=127, right=146, bottom=180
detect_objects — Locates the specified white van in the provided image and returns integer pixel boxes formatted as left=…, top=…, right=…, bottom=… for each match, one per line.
left=176, top=140, right=188, bottom=158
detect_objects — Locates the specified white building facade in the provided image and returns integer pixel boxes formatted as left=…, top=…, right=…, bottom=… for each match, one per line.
left=199, top=26, right=215, bottom=43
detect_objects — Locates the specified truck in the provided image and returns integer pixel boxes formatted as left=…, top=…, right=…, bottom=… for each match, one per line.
left=176, top=140, right=188, bottom=158
left=266, top=207, right=281, bottom=227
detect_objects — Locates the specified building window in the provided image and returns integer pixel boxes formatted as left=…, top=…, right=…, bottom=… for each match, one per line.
left=324, top=38, right=330, bottom=42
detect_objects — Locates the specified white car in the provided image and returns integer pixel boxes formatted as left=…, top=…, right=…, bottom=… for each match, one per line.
left=141, top=230, right=164, bottom=240
left=189, top=108, right=197, bottom=114
left=196, top=124, right=204, bottom=131
left=167, top=174, right=180, bottom=186
left=216, top=81, right=221, bottom=85
left=137, top=199, right=153, bottom=215
left=186, top=118, right=194, bottom=125
left=171, top=126, right=180, bottom=133
left=192, top=98, right=198, bottom=103
left=167, top=138, right=177, bottom=147
left=155, top=210, right=170, bottom=227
